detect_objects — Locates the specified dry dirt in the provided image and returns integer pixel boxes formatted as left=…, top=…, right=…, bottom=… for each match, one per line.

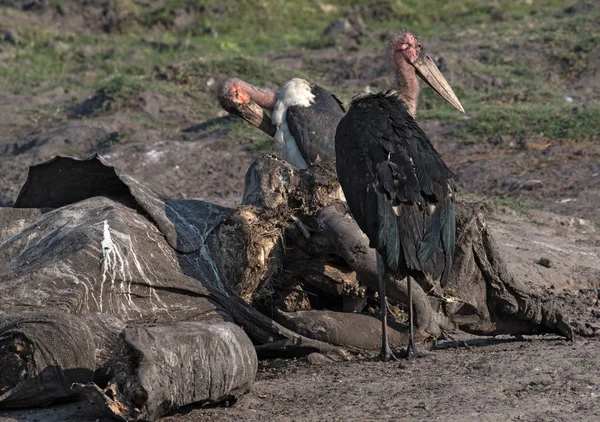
left=2, top=336, right=599, bottom=421
left=1, top=2, right=599, bottom=421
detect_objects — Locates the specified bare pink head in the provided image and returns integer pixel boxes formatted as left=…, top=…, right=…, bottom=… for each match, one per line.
left=217, top=78, right=277, bottom=136
left=218, top=78, right=277, bottom=111
left=386, top=30, right=464, bottom=115
left=389, top=30, right=422, bottom=67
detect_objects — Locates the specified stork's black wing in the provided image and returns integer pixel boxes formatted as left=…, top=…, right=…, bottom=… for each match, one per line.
left=287, top=85, right=345, bottom=165
left=335, top=92, right=455, bottom=281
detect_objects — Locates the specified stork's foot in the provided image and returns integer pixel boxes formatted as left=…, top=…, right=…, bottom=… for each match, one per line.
left=380, top=346, right=399, bottom=362
left=400, top=347, right=428, bottom=360
left=400, top=338, right=428, bottom=360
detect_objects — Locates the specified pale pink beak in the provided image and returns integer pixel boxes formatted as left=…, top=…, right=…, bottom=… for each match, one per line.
left=413, top=53, right=465, bottom=113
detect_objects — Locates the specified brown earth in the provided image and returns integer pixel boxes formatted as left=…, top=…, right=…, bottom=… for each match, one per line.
left=0, top=1, right=599, bottom=421
left=2, top=336, right=599, bottom=421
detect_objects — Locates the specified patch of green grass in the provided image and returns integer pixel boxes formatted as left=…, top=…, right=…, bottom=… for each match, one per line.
left=450, top=102, right=600, bottom=142
left=0, top=42, right=68, bottom=94
left=0, top=31, right=178, bottom=95
left=136, top=0, right=368, bottom=53
left=130, top=112, right=169, bottom=129
left=458, top=193, right=530, bottom=214
left=21, top=106, right=67, bottom=126
left=0, top=0, right=597, bottom=147
left=409, top=4, right=599, bottom=143
left=245, top=137, right=273, bottom=153
left=184, top=114, right=272, bottom=146
left=97, top=75, right=147, bottom=103
left=416, top=9, right=600, bottom=143
left=483, top=196, right=529, bottom=214
left=163, top=55, right=296, bottom=88
left=361, top=0, right=568, bottom=37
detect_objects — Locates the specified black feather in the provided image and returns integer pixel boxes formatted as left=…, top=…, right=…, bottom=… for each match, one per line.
left=418, top=207, right=441, bottom=263
left=335, top=92, right=456, bottom=281
left=377, top=195, right=400, bottom=271
left=286, top=84, right=345, bottom=165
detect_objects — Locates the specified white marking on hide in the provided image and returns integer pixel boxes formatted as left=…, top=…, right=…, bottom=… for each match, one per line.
left=125, top=233, right=172, bottom=316
left=272, top=78, right=314, bottom=169
left=163, top=201, right=202, bottom=239
left=99, top=220, right=148, bottom=316
left=206, top=323, right=249, bottom=393
left=200, top=245, right=226, bottom=293
left=99, top=220, right=114, bottom=312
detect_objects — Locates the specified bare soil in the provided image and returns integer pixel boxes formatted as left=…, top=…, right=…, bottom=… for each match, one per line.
left=0, top=2, right=599, bottom=421
left=2, top=336, right=599, bottom=422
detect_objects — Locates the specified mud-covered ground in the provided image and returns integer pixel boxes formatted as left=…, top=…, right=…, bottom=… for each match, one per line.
left=2, top=336, right=599, bottom=421
left=0, top=1, right=599, bottom=421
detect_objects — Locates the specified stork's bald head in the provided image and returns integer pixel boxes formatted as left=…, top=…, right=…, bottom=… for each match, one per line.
left=217, top=78, right=277, bottom=136
left=387, top=30, right=465, bottom=114
left=388, top=30, right=422, bottom=66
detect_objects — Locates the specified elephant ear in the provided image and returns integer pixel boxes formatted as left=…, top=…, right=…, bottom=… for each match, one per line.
left=14, top=154, right=231, bottom=253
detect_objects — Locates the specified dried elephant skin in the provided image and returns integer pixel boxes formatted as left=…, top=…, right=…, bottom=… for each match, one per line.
left=74, top=321, right=257, bottom=422
left=0, top=155, right=258, bottom=420
left=0, top=312, right=97, bottom=408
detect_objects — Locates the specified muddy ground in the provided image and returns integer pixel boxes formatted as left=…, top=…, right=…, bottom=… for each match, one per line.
left=0, top=1, right=599, bottom=421
left=2, top=336, right=599, bottom=421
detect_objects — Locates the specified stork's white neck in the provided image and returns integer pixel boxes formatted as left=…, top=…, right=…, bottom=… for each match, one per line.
left=272, top=79, right=315, bottom=169
left=272, top=78, right=315, bottom=126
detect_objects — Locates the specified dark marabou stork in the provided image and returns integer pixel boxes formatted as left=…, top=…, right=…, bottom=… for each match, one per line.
left=219, top=78, right=345, bottom=169
left=335, top=31, right=465, bottom=360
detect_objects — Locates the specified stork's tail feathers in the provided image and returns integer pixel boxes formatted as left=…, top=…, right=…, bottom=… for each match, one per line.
left=418, top=197, right=455, bottom=283
left=379, top=198, right=454, bottom=282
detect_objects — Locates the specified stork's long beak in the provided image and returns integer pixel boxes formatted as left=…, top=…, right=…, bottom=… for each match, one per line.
left=217, top=79, right=277, bottom=137
left=413, top=53, right=465, bottom=113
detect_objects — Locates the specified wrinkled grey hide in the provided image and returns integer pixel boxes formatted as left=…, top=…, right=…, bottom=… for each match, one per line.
left=0, top=155, right=257, bottom=420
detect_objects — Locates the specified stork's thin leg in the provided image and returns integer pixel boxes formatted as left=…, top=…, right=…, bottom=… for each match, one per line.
left=406, top=275, right=416, bottom=357
left=405, top=276, right=426, bottom=359
left=376, top=253, right=396, bottom=361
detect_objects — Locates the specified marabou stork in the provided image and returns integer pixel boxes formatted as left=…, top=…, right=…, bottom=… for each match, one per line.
left=218, top=78, right=345, bottom=169
left=335, top=31, right=464, bottom=360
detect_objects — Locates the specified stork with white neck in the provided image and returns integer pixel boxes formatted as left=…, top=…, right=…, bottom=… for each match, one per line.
left=335, top=31, right=464, bottom=360
left=218, top=77, right=345, bottom=169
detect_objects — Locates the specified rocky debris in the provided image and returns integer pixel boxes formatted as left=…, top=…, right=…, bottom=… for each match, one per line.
left=488, top=134, right=504, bottom=146
left=562, top=2, right=597, bottom=15
left=569, top=320, right=600, bottom=336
